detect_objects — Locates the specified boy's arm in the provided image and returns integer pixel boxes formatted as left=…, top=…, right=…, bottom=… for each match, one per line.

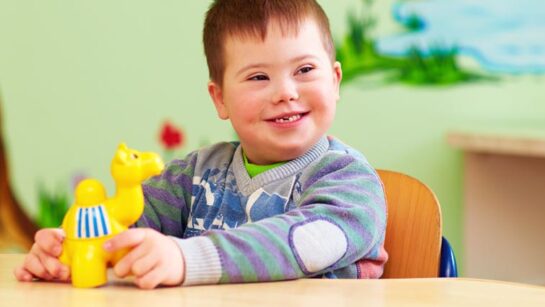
left=135, top=152, right=197, bottom=236
left=176, top=154, right=387, bottom=285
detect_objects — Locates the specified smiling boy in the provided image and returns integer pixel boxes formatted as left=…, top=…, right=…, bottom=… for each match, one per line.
left=15, top=0, right=387, bottom=289
left=208, top=14, right=341, bottom=165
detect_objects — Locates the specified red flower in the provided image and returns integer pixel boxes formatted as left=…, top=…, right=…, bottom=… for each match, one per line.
left=159, top=121, right=184, bottom=150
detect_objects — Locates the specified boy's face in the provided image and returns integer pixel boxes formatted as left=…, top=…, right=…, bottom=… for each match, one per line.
left=208, top=18, right=342, bottom=164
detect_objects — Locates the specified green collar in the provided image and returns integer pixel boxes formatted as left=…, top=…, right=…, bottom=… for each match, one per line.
left=243, top=152, right=286, bottom=178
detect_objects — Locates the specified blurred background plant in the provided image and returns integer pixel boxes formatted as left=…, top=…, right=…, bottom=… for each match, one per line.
left=36, top=183, right=69, bottom=228
left=391, top=45, right=486, bottom=85
left=336, top=0, right=386, bottom=81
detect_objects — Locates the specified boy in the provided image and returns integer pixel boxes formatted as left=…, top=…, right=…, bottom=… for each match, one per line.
left=14, top=0, right=387, bottom=289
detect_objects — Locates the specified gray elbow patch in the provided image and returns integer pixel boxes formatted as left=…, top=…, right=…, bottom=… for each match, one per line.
left=289, top=218, right=348, bottom=274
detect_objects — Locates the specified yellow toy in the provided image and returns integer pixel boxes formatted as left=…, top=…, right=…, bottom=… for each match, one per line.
left=59, top=143, right=164, bottom=288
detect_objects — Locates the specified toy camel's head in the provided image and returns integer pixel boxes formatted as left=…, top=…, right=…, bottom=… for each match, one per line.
left=110, top=143, right=165, bottom=186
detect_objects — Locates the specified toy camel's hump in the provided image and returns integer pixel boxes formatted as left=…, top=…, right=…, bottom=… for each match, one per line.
left=74, top=179, right=106, bottom=207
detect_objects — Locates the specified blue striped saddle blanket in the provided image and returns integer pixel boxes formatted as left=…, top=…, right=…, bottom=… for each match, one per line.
left=75, top=205, right=112, bottom=239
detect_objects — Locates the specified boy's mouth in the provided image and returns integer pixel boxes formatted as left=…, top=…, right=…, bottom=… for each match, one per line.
left=267, top=112, right=309, bottom=123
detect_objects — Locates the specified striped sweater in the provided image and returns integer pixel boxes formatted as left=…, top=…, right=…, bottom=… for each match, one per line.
left=136, top=136, right=388, bottom=286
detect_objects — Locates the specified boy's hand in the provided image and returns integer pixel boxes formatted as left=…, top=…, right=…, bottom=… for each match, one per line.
left=104, top=228, right=185, bottom=289
left=13, top=228, right=70, bottom=282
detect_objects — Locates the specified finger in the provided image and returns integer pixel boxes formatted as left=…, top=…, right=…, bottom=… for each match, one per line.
left=14, top=266, right=34, bottom=282
left=29, top=241, right=67, bottom=280
left=37, top=252, right=70, bottom=280
left=35, top=228, right=65, bottom=257
left=104, top=229, right=146, bottom=253
left=23, top=253, right=54, bottom=280
left=113, top=243, right=149, bottom=278
left=134, top=268, right=163, bottom=290
left=57, top=265, right=71, bottom=281
left=131, top=253, right=158, bottom=278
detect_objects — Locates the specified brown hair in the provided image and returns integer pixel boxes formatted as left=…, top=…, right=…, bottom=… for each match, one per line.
left=203, top=0, right=335, bottom=85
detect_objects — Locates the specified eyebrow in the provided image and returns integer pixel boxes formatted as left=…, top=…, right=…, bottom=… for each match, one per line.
left=235, top=54, right=320, bottom=77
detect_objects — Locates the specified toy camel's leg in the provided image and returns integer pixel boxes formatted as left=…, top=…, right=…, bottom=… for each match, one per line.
left=59, top=245, right=70, bottom=266
left=71, top=243, right=108, bottom=288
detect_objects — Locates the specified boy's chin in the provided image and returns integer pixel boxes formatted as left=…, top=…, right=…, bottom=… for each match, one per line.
left=272, top=135, right=327, bottom=160
left=249, top=147, right=305, bottom=164
left=270, top=145, right=311, bottom=162
left=243, top=137, right=320, bottom=164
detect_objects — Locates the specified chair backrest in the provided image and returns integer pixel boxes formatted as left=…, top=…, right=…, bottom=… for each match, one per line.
left=377, top=169, right=442, bottom=278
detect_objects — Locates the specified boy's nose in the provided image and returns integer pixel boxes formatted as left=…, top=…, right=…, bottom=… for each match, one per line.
left=272, top=79, right=299, bottom=104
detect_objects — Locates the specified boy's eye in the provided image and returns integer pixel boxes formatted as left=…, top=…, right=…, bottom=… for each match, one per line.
left=248, top=74, right=269, bottom=81
left=297, top=66, right=314, bottom=74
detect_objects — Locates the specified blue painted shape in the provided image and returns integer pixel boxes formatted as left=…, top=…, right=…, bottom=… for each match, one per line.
left=77, top=207, right=83, bottom=238
left=98, top=206, right=109, bottom=235
left=92, top=207, right=99, bottom=237
left=84, top=208, right=90, bottom=238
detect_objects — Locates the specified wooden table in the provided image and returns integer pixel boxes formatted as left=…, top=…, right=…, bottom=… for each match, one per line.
left=2, top=255, right=545, bottom=306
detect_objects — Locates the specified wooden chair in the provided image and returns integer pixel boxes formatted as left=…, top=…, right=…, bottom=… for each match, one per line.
left=377, top=169, right=457, bottom=278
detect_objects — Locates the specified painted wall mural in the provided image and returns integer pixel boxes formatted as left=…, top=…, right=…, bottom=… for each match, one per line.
left=338, top=0, right=544, bottom=85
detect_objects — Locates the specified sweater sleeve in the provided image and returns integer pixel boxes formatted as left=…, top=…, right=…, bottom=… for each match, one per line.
left=135, top=152, right=197, bottom=237
left=176, top=153, right=387, bottom=285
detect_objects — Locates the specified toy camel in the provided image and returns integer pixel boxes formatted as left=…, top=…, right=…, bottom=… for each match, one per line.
left=59, top=143, right=164, bottom=288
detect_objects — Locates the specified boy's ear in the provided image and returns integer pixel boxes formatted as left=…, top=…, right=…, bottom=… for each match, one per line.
left=333, top=61, right=343, bottom=101
left=208, top=81, right=229, bottom=120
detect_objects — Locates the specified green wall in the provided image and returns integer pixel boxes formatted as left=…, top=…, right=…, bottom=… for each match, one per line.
left=2, top=0, right=545, bottom=272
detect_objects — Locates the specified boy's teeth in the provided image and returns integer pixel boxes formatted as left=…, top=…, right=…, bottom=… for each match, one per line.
left=275, top=114, right=301, bottom=123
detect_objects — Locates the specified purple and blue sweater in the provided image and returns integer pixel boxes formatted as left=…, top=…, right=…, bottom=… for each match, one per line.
left=136, top=136, right=388, bottom=285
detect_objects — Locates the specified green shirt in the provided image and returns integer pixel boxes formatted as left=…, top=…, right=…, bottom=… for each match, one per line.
left=243, top=152, right=286, bottom=178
